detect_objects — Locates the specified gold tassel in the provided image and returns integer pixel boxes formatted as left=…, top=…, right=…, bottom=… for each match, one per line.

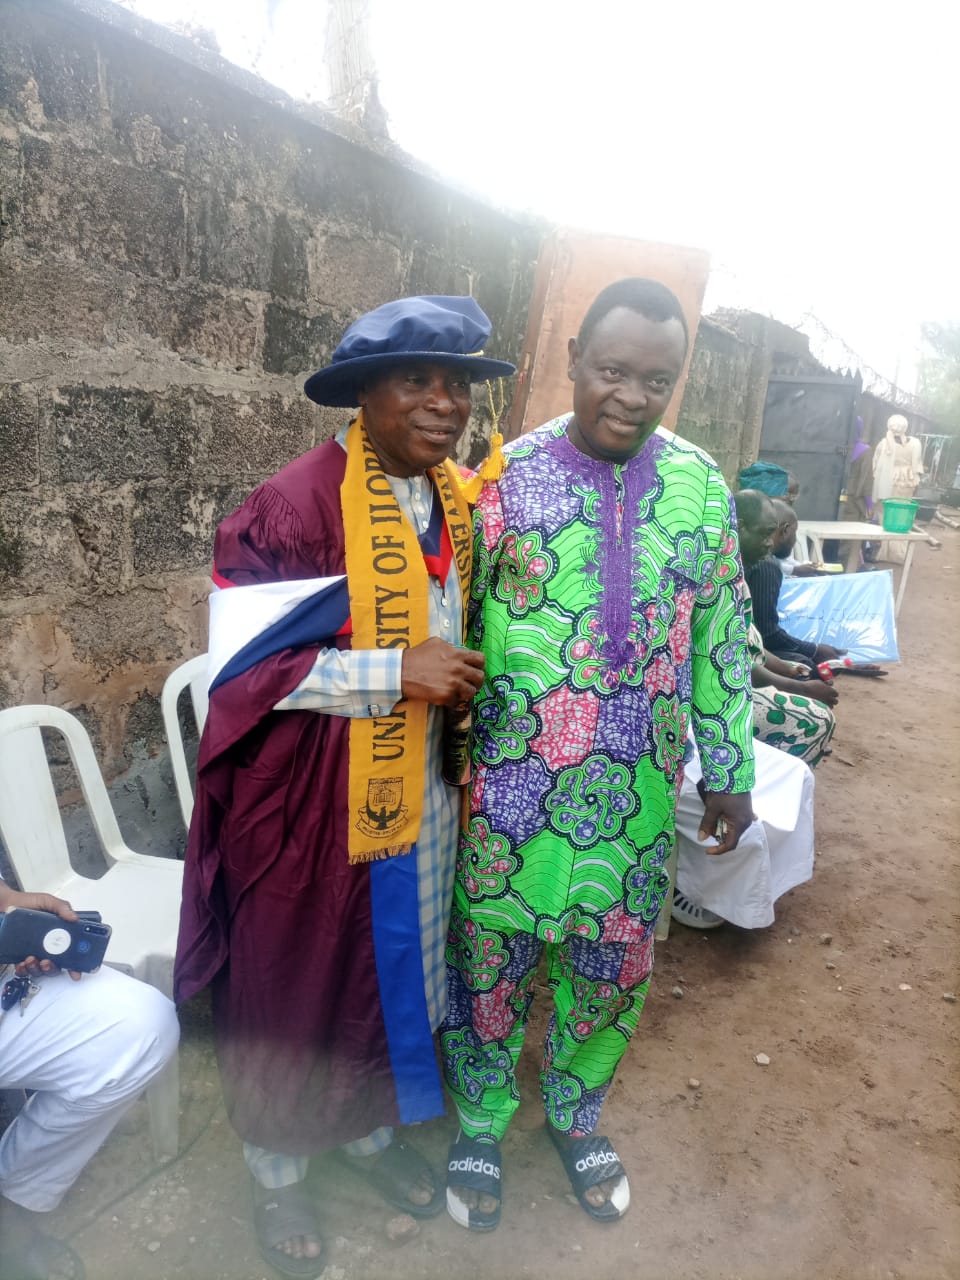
left=456, top=429, right=505, bottom=503
left=453, top=377, right=509, bottom=504
left=348, top=842, right=413, bottom=865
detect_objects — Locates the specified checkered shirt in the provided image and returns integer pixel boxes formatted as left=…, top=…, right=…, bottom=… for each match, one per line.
left=273, top=468, right=461, bottom=1031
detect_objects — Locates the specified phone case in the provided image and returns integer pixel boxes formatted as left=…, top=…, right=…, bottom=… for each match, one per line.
left=0, top=908, right=112, bottom=972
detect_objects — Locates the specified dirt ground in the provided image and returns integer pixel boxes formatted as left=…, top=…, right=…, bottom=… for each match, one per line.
left=33, top=526, right=960, bottom=1280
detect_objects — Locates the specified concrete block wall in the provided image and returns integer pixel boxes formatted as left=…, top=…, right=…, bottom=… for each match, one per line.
left=674, top=317, right=765, bottom=482
left=0, top=0, right=540, bottom=847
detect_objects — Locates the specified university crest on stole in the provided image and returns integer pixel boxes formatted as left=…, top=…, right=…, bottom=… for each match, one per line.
left=357, top=776, right=409, bottom=839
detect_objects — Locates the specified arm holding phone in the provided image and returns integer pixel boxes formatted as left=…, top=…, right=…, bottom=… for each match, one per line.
left=0, top=877, right=178, bottom=1278
left=0, top=880, right=106, bottom=977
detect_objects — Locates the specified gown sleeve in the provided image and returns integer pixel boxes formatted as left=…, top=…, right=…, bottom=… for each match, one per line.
left=214, top=483, right=313, bottom=584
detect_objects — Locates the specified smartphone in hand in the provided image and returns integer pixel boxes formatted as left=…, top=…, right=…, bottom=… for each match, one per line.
left=0, top=908, right=111, bottom=972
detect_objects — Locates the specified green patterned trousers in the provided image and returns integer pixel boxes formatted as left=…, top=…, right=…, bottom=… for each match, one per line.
left=441, top=908, right=655, bottom=1141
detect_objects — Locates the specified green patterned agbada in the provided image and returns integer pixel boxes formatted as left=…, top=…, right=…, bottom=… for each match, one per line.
left=442, top=416, right=754, bottom=1142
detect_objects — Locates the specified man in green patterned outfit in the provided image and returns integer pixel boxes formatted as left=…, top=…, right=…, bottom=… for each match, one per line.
left=442, top=279, right=755, bottom=1231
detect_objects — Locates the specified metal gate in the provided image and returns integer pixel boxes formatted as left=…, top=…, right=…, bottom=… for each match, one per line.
left=758, top=372, right=861, bottom=520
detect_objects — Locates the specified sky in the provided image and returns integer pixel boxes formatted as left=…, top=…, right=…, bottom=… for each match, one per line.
left=116, top=0, right=957, bottom=396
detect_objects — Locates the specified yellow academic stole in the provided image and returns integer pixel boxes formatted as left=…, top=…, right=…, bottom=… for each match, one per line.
left=341, top=414, right=472, bottom=863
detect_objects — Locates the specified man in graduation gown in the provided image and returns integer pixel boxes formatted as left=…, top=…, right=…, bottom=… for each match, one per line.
left=174, top=296, right=514, bottom=1275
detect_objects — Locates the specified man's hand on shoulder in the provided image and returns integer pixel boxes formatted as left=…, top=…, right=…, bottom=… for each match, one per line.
left=401, top=637, right=485, bottom=707
left=695, top=789, right=755, bottom=855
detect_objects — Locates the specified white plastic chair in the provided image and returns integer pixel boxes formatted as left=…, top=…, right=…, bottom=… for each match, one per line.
left=160, top=654, right=209, bottom=830
left=0, top=705, right=183, bottom=1160
left=792, top=530, right=824, bottom=565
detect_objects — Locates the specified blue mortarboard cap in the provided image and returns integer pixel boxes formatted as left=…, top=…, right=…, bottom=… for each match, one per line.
left=304, top=295, right=516, bottom=407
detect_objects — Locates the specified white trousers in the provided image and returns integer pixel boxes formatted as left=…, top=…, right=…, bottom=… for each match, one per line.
left=0, top=965, right=179, bottom=1212
left=675, top=736, right=816, bottom=928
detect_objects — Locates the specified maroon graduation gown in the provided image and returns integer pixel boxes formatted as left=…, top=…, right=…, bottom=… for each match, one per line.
left=174, top=440, right=442, bottom=1153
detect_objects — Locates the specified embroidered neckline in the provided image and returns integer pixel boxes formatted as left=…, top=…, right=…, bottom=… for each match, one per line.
left=547, top=427, right=660, bottom=674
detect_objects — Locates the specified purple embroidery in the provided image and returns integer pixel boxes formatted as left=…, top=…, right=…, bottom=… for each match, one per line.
left=546, top=428, right=663, bottom=671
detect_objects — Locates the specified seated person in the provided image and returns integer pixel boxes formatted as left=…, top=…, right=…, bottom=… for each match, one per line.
left=745, top=580, right=837, bottom=768
left=735, top=489, right=846, bottom=669
left=0, top=879, right=179, bottom=1280
left=751, top=646, right=837, bottom=769
left=771, top=499, right=821, bottom=578
left=672, top=735, right=815, bottom=930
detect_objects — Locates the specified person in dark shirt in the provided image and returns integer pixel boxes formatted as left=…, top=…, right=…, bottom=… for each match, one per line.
left=735, top=489, right=846, bottom=668
left=771, top=499, right=822, bottom=578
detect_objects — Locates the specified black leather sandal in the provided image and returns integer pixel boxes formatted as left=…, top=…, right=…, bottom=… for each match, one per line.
left=547, top=1125, right=630, bottom=1222
left=445, top=1132, right=502, bottom=1232
left=252, top=1181, right=325, bottom=1279
left=336, top=1139, right=443, bottom=1218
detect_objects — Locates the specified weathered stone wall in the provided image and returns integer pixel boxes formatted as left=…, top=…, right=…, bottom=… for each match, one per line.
left=673, top=317, right=766, bottom=481
left=0, top=0, right=540, bottom=840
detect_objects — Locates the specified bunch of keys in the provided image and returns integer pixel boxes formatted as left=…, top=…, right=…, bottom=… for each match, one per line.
left=1, top=973, right=40, bottom=1017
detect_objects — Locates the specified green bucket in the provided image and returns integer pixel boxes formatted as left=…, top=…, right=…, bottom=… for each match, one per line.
left=881, top=499, right=918, bottom=533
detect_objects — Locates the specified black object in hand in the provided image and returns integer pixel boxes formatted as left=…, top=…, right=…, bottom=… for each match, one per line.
left=0, top=908, right=111, bottom=971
